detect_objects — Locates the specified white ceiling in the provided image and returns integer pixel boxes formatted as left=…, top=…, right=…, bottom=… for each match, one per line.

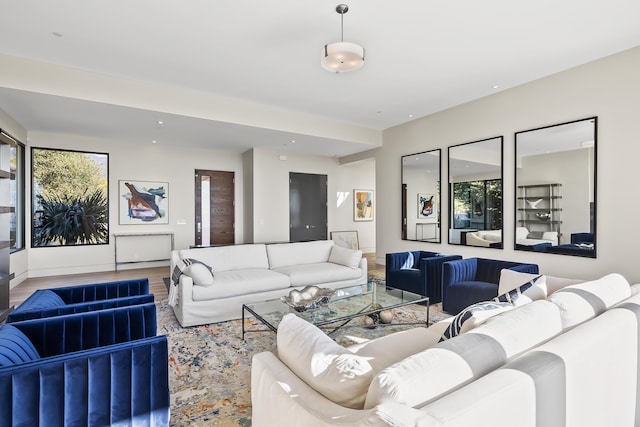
left=1, top=0, right=639, bottom=156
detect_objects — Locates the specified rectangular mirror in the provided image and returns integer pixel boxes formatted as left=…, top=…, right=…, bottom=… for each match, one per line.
left=515, top=117, right=597, bottom=257
left=448, top=137, right=503, bottom=247
left=401, top=149, right=441, bottom=242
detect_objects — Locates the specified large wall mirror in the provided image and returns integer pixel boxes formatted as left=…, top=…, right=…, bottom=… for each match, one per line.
left=401, top=149, right=441, bottom=243
left=515, top=117, right=597, bottom=258
left=448, top=137, right=503, bottom=247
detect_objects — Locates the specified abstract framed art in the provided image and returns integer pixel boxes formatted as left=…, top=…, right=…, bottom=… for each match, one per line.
left=119, top=180, right=169, bottom=224
left=353, top=189, right=374, bottom=222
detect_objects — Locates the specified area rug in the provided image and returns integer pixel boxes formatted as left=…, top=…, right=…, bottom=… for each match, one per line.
left=158, top=276, right=452, bottom=426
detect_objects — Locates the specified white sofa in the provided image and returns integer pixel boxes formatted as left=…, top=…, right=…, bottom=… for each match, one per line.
left=169, top=240, right=367, bottom=326
left=251, top=273, right=640, bottom=426
left=465, top=227, right=558, bottom=247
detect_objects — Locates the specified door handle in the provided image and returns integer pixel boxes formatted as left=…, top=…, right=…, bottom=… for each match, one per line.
left=197, top=222, right=202, bottom=232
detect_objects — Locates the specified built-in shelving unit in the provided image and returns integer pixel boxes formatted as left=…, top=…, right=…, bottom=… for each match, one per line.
left=0, top=129, right=16, bottom=322
left=517, top=183, right=562, bottom=238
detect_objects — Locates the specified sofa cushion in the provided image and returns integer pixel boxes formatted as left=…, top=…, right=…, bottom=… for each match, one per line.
left=272, top=263, right=362, bottom=287
left=364, top=300, right=562, bottom=409
left=495, top=273, right=546, bottom=306
left=178, top=244, right=269, bottom=272
left=547, top=273, right=631, bottom=329
left=328, top=245, right=362, bottom=269
left=440, top=301, right=514, bottom=341
left=267, top=240, right=334, bottom=269
left=191, top=269, right=290, bottom=301
left=183, top=262, right=215, bottom=287
left=276, top=313, right=374, bottom=409
left=0, top=324, right=40, bottom=366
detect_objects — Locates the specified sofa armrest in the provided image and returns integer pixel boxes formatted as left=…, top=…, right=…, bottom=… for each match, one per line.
left=52, top=278, right=150, bottom=303
left=0, top=335, right=170, bottom=427
left=464, top=232, right=492, bottom=247
left=251, top=351, right=390, bottom=427
left=7, top=294, right=155, bottom=322
left=419, top=255, right=463, bottom=302
left=11, top=303, right=158, bottom=358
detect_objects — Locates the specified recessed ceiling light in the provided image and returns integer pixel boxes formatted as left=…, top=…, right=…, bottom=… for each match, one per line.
left=152, top=140, right=157, bottom=144
left=408, top=114, right=414, bottom=118
left=291, top=140, right=296, bottom=143
left=157, top=120, right=164, bottom=125
left=492, top=85, right=499, bottom=89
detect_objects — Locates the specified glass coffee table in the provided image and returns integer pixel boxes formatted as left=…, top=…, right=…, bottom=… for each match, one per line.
left=242, top=283, right=429, bottom=339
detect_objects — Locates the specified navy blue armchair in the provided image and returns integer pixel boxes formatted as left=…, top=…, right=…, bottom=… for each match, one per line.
left=0, top=303, right=169, bottom=426
left=7, top=278, right=152, bottom=322
left=442, top=257, right=539, bottom=314
left=386, top=251, right=463, bottom=303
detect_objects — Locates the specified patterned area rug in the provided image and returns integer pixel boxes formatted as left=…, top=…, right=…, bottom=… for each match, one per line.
left=159, top=276, right=452, bottom=426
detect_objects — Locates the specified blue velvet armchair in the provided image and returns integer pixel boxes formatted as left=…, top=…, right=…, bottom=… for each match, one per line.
left=7, top=277, right=153, bottom=322
left=442, top=257, right=539, bottom=314
left=0, top=303, right=170, bottom=426
left=385, top=251, right=463, bottom=303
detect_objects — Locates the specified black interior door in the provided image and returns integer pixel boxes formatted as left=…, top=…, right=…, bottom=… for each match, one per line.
left=289, top=172, right=327, bottom=242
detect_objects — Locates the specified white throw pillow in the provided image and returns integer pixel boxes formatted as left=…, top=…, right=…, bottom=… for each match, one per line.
left=328, top=245, right=362, bottom=269
left=494, top=275, right=547, bottom=306
left=440, top=301, right=513, bottom=341
left=276, top=314, right=373, bottom=409
left=183, top=263, right=215, bottom=287
left=498, top=269, right=547, bottom=298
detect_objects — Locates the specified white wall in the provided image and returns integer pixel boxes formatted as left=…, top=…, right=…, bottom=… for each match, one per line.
left=251, top=148, right=376, bottom=252
left=24, top=131, right=244, bottom=277
left=377, top=46, right=640, bottom=282
left=2, top=127, right=375, bottom=279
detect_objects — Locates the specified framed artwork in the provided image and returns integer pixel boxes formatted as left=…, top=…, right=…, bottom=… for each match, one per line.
left=418, top=193, right=436, bottom=219
left=354, top=189, right=374, bottom=221
left=330, top=230, right=360, bottom=250
left=119, top=180, right=169, bottom=224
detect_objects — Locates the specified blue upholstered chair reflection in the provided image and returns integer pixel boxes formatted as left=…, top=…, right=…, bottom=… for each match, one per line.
left=385, top=251, right=462, bottom=303
left=7, top=278, right=153, bottom=322
left=441, top=257, right=539, bottom=314
left=0, top=303, right=170, bottom=426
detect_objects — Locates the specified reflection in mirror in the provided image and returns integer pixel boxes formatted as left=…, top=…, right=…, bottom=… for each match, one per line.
left=515, top=117, right=596, bottom=258
left=448, top=137, right=503, bottom=247
left=401, top=149, right=441, bottom=242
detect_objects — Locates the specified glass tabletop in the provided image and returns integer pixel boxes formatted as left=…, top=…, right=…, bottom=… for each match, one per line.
left=243, top=283, right=427, bottom=331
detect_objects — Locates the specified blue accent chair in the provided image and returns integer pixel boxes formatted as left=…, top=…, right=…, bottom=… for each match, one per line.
left=571, top=232, right=594, bottom=244
left=386, top=251, right=463, bottom=303
left=7, top=278, right=152, bottom=322
left=442, top=257, right=539, bottom=314
left=0, top=303, right=170, bottom=426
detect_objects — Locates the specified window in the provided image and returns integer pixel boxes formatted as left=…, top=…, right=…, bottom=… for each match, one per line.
left=452, top=179, right=502, bottom=230
left=0, top=130, right=25, bottom=253
left=31, top=147, right=109, bottom=247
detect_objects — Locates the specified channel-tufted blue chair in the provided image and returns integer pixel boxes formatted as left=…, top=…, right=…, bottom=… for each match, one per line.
left=7, top=278, right=153, bottom=322
left=0, top=303, right=169, bottom=426
left=442, top=257, right=539, bottom=314
left=385, top=251, right=463, bottom=303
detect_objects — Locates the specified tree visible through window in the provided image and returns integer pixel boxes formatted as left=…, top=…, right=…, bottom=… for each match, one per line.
left=31, top=148, right=109, bottom=247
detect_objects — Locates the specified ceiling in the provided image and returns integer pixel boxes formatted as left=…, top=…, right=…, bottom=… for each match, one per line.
left=1, top=0, right=639, bottom=157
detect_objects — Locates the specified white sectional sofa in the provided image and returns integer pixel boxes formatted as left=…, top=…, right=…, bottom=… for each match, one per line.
left=169, top=240, right=367, bottom=326
left=464, top=227, right=558, bottom=247
left=251, top=273, right=640, bottom=426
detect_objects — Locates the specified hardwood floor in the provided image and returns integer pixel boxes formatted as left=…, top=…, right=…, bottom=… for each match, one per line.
left=8, top=255, right=384, bottom=308
left=9, top=267, right=170, bottom=308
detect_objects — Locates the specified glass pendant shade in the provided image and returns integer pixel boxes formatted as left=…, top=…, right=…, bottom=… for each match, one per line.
left=321, top=41, right=365, bottom=73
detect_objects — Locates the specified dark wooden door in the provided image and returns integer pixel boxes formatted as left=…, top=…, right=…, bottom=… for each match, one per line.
left=289, top=172, right=327, bottom=242
left=195, top=170, right=234, bottom=246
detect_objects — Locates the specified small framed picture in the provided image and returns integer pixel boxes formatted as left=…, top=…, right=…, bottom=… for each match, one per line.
left=119, top=180, right=169, bottom=224
left=330, top=230, right=360, bottom=250
left=418, top=193, right=436, bottom=219
left=353, top=189, right=374, bottom=222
